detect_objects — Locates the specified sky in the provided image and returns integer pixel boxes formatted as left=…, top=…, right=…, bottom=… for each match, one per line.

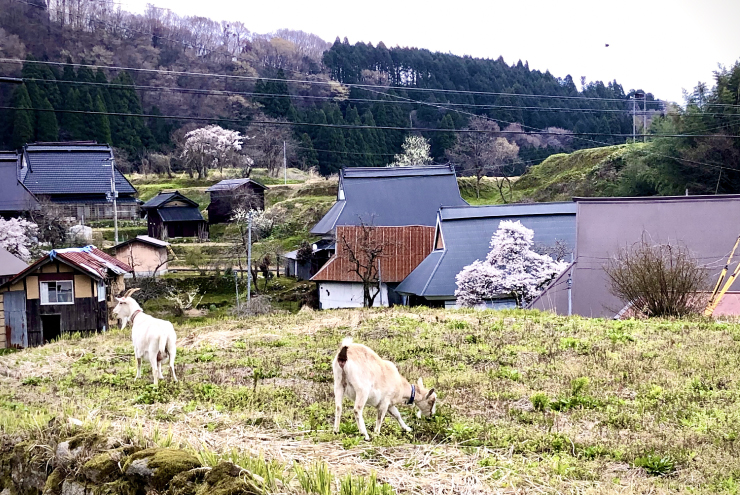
left=122, top=0, right=740, bottom=104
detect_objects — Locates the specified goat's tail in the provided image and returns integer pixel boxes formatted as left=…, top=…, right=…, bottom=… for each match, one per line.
left=341, top=337, right=353, bottom=347
left=337, top=337, right=352, bottom=369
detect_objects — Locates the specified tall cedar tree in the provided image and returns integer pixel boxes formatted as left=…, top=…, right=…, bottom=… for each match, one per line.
left=11, top=85, right=34, bottom=149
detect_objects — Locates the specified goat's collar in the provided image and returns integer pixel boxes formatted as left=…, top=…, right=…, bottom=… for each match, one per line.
left=407, top=384, right=416, bottom=405
left=130, top=309, right=143, bottom=324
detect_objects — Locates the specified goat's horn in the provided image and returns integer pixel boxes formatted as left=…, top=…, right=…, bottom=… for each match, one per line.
left=123, top=288, right=141, bottom=299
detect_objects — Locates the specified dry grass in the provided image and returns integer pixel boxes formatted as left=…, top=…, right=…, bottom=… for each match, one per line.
left=2, top=308, right=740, bottom=494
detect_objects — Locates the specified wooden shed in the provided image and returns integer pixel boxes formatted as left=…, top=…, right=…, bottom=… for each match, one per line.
left=113, top=235, right=171, bottom=277
left=0, top=246, right=131, bottom=348
left=206, top=178, right=267, bottom=224
left=311, top=225, right=435, bottom=309
left=141, top=191, right=208, bottom=240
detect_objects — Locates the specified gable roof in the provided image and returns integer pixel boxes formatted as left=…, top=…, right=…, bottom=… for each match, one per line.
left=21, top=142, right=136, bottom=196
left=0, top=247, right=28, bottom=278
left=142, top=191, right=199, bottom=209
left=396, top=202, right=577, bottom=299
left=205, top=178, right=267, bottom=192
left=0, top=151, right=38, bottom=213
left=310, top=165, right=467, bottom=235
left=158, top=207, right=205, bottom=222
left=3, top=245, right=132, bottom=287
left=311, top=225, right=435, bottom=283
left=113, top=235, right=170, bottom=250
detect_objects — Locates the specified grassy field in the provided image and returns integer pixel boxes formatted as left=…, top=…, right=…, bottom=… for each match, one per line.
left=2, top=308, right=740, bottom=493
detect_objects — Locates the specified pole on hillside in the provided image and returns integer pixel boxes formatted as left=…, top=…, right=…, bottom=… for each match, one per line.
left=283, top=141, right=287, bottom=185
left=643, top=94, right=647, bottom=143
left=104, top=158, right=119, bottom=244
left=632, top=96, right=636, bottom=143
left=247, top=212, right=253, bottom=302
left=234, top=270, right=240, bottom=309
left=567, top=270, right=573, bottom=316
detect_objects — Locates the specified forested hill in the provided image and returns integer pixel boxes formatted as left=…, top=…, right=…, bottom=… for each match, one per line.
left=0, top=0, right=660, bottom=175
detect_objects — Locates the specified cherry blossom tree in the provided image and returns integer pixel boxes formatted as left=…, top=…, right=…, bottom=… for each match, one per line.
left=455, top=220, right=568, bottom=307
left=389, top=135, right=432, bottom=167
left=180, top=125, right=249, bottom=178
left=0, top=217, right=40, bottom=262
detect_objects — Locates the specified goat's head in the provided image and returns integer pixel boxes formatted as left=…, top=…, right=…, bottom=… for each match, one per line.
left=112, top=288, right=142, bottom=327
left=413, top=377, right=437, bottom=417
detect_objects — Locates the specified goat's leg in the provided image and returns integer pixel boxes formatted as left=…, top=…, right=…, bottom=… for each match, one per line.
left=157, top=360, right=164, bottom=380
left=149, top=355, right=160, bottom=386
left=135, top=357, right=142, bottom=380
left=169, top=353, right=178, bottom=382
left=388, top=405, right=412, bottom=432
left=374, top=401, right=390, bottom=436
left=333, top=380, right=344, bottom=434
left=353, top=392, right=370, bottom=441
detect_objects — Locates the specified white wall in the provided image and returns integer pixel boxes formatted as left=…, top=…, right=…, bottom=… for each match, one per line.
left=318, top=282, right=389, bottom=309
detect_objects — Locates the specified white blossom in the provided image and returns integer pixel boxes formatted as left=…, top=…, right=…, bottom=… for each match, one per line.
left=182, top=125, right=247, bottom=176
left=389, top=135, right=433, bottom=167
left=455, top=220, right=568, bottom=307
left=0, top=217, right=39, bottom=262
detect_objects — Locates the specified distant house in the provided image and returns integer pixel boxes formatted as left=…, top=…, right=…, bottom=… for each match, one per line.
left=397, top=203, right=577, bottom=308
left=283, top=239, right=334, bottom=280
left=311, top=225, right=435, bottom=309
left=310, top=165, right=468, bottom=236
left=113, top=235, right=171, bottom=277
left=0, top=246, right=131, bottom=348
left=0, top=248, right=28, bottom=286
left=0, top=151, right=38, bottom=219
left=19, top=142, right=138, bottom=221
left=206, top=178, right=267, bottom=224
left=530, top=195, right=740, bottom=318
left=141, top=191, right=208, bottom=240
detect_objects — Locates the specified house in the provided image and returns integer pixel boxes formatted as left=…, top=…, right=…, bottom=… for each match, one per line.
left=283, top=239, right=335, bottom=280
left=113, top=235, right=171, bottom=277
left=396, top=203, right=577, bottom=308
left=310, top=165, right=468, bottom=236
left=0, top=151, right=38, bottom=219
left=530, top=195, right=740, bottom=318
left=141, top=191, right=208, bottom=240
left=0, top=248, right=28, bottom=286
left=311, top=225, right=435, bottom=309
left=206, top=178, right=267, bottom=224
left=0, top=246, right=132, bottom=348
left=20, top=142, right=138, bottom=221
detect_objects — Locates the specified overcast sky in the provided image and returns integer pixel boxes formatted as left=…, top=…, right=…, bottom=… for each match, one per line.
left=123, top=0, right=740, bottom=104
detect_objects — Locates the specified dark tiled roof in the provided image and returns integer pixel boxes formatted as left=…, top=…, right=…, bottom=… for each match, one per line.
left=0, top=152, right=38, bottom=213
left=22, top=143, right=136, bottom=195
left=396, top=203, right=577, bottom=299
left=310, top=165, right=467, bottom=235
left=158, top=207, right=205, bottom=222
left=142, top=191, right=198, bottom=209
left=205, top=178, right=267, bottom=192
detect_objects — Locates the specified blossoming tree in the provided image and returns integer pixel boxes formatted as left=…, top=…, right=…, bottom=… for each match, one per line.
left=455, top=220, right=568, bottom=307
left=0, top=217, right=39, bottom=262
left=181, top=125, right=247, bottom=178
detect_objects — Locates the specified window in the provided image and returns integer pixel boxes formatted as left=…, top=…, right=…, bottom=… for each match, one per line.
left=40, top=280, right=74, bottom=305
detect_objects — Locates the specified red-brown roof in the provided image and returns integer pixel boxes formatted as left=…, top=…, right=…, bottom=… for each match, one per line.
left=312, top=225, right=435, bottom=283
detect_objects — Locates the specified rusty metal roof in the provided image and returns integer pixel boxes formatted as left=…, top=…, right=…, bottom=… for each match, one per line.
left=50, top=246, right=133, bottom=279
left=311, top=225, right=434, bottom=283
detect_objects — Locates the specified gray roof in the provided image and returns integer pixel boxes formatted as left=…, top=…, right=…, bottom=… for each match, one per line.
left=114, top=235, right=170, bottom=249
left=396, top=202, right=577, bottom=299
left=158, top=207, right=205, bottom=222
left=142, top=191, right=198, bottom=209
left=0, top=247, right=28, bottom=277
left=310, top=165, right=467, bottom=235
left=205, top=178, right=267, bottom=192
left=0, top=152, right=38, bottom=213
left=21, top=143, right=136, bottom=196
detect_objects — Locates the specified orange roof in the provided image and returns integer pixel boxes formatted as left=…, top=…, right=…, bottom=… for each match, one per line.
left=312, top=225, right=434, bottom=283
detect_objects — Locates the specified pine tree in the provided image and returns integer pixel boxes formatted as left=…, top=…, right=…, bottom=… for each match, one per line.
left=94, top=94, right=111, bottom=144
left=11, top=85, right=34, bottom=149
left=36, top=97, right=59, bottom=142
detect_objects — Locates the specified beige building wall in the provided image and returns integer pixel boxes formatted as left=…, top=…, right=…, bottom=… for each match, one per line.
left=115, top=243, right=168, bottom=277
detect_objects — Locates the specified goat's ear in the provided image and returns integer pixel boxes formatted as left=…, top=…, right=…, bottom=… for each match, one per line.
left=115, top=297, right=123, bottom=303
left=425, top=388, right=435, bottom=399
left=417, top=377, right=424, bottom=388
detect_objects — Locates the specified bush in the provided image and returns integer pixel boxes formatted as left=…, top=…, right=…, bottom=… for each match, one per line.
left=233, top=295, right=274, bottom=316
left=604, top=239, right=708, bottom=317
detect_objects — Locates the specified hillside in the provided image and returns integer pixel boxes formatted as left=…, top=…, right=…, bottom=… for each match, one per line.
left=1, top=308, right=740, bottom=493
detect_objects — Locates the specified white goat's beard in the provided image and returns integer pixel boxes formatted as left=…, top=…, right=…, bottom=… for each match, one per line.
left=120, top=317, right=129, bottom=330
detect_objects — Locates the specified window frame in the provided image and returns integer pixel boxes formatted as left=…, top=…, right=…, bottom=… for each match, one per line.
left=40, top=280, right=75, bottom=306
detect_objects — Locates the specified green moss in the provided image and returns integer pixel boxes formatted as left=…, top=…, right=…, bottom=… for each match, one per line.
left=203, top=462, right=261, bottom=495
left=90, top=479, right=138, bottom=495
left=66, top=433, right=106, bottom=452
left=83, top=453, right=121, bottom=484
left=168, top=467, right=209, bottom=495
left=123, top=448, right=201, bottom=491
left=42, top=468, right=65, bottom=495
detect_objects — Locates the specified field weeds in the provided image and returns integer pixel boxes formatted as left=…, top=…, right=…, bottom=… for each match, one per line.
left=2, top=308, right=740, bottom=493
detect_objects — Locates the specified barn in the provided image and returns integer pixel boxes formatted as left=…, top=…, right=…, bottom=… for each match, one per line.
left=113, top=235, right=171, bottom=277
left=141, top=191, right=208, bottom=240
left=0, top=246, right=131, bottom=348
left=206, top=178, right=267, bottom=224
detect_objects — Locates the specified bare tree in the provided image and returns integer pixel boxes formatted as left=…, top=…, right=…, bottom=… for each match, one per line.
left=338, top=222, right=391, bottom=308
left=247, top=116, right=297, bottom=177
left=446, top=117, right=519, bottom=199
left=604, top=239, right=708, bottom=317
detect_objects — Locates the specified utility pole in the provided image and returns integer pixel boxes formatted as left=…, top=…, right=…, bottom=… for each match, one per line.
left=104, top=158, right=119, bottom=244
left=283, top=140, right=287, bottom=185
left=632, top=96, right=636, bottom=143
left=567, top=270, right=573, bottom=316
left=643, top=93, right=647, bottom=143
left=234, top=270, right=240, bottom=309
left=247, top=210, right=254, bottom=302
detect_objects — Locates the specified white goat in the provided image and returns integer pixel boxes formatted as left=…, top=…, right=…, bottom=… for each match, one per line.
left=332, top=338, right=437, bottom=441
left=112, top=288, right=177, bottom=386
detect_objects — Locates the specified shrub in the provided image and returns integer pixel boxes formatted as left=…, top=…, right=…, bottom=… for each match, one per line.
left=604, top=239, right=707, bottom=317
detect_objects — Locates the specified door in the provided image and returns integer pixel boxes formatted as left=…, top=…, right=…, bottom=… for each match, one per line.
left=4, top=291, right=27, bottom=348
left=41, top=315, right=61, bottom=344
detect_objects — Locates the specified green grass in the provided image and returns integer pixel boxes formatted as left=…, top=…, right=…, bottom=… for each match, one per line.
left=3, top=309, right=740, bottom=493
